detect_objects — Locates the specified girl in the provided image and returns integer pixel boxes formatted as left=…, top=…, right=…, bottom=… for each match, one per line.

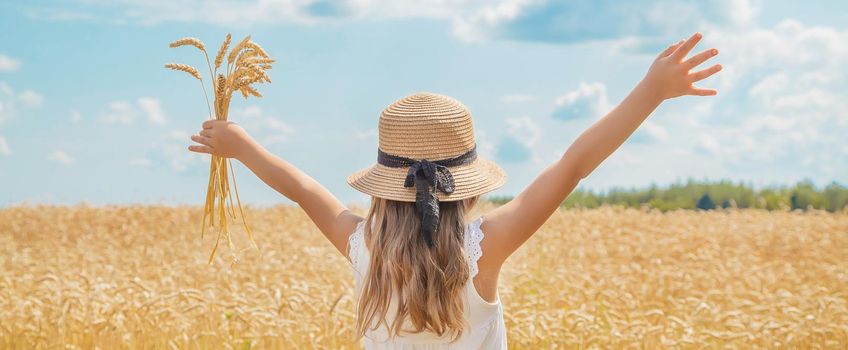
left=188, top=32, right=721, bottom=349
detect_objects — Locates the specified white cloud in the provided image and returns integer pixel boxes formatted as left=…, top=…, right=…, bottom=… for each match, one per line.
left=129, top=157, right=152, bottom=167
left=475, top=129, right=496, bottom=159
left=137, top=97, right=167, bottom=124
left=748, top=73, right=788, bottom=105
left=22, top=0, right=497, bottom=27
left=451, top=0, right=534, bottom=42
left=100, top=97, right=168, bottom=125
left=168, top=129, right=190, bottom=140
left=354, top=128, right=377, bottom=140
left=552, top=82, right=612, bottom=120
left=642, top=121, right=669, bottom=141
left=681, top=19, right=848, bottom=173
left=454, top=0, right=758, bottom=43
left=607, top=148, right=643, bottom=165
left=0, top=54, right=21, bottom=72
left=24, top=0, right=349, bottom=26
left=0, top=137, right=10, bottom=155
left=505, top=116, right=541, bottom=147
left=48, top=150, right=74, bottom=165
left=706, top=19, right=848, bottom=91
left=15, top=0, right=762, bottom=46
left=21, top=7, right=96, bottom=21
left=18, top=90, right=44, bottom=108
left=0, top=82, right=44, bottom=124
left=697, top=134, right=721, bottom=154
left=772, top=89, right=835, bottom=110
left=232, top=106, right=295, bottom=146
left=101, top=101, right=135, bottom=124
left=500, top=93, right=537, bottom=103
left=160, top=129, right=203, bottom=172
left=70, top=111, right=81, bottom=123
left=496, top=115, right=543, bottom=163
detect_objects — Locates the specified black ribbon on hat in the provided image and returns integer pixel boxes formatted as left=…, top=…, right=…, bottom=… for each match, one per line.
left=377, top=145, right=478, bottom=246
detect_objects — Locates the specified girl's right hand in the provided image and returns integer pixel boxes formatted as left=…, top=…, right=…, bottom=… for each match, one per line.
left=188, top=119, right=256, bottom=160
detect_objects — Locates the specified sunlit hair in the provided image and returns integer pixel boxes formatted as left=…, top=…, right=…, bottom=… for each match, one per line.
left=354, top=195, right=479, bottom=341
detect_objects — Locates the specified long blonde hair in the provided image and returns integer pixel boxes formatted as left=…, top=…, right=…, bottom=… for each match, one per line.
left=355, top=195, right=479, bottom=341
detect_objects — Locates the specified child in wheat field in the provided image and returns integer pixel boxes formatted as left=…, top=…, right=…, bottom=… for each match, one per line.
left=188, top=32, right=721, bottom=348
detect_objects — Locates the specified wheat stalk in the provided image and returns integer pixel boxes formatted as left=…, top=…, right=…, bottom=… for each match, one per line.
left=164, top=63, right=212, bottom=118
left=166, top=34, right=274, bottom=264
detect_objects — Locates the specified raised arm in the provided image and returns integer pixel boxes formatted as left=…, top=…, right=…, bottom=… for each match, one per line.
left=481, top=32, right=722, bottom=266
left=188, top=120, right=362, bottom=256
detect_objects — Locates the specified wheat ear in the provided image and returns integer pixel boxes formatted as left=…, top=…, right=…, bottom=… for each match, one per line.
left=244, top=42, right=269, bottom=58
left=240, top=85, right=262, bottom=99
left=169, top=37, right=215, bottom=82
left=214, top=33, right=231, bottom=73
left=215, top=74, right=227, bottom=118
left=169, top=37, right=206, bottom=51
left=227, top=35, right=252, bottom=72
left=164, top=63, right=201, bottom=79
left=248, top=57, right=276, bottom=65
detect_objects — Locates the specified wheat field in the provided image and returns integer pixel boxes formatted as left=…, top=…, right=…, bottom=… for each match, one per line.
left=1, top=204, right=846, bottom=349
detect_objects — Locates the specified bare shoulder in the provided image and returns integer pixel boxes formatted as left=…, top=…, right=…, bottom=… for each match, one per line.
left=475, top=210, right=511, bottom=273
left=476, top=200, right=521, bottom=268
left=338, top=211, right=365, bottom=238
left=331, top=211, right=366, bottom=260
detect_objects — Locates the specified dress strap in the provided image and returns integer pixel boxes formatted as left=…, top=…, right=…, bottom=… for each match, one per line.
left=464, top=216, right=485, bottom=278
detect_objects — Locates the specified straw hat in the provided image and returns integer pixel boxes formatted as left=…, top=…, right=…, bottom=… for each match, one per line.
left=347, top=92, right=507, bottom=202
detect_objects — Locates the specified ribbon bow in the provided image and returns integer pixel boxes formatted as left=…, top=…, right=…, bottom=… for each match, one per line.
left=377, top=146, right=477, bottom=247
left=403, top=160, right=456, bottom=246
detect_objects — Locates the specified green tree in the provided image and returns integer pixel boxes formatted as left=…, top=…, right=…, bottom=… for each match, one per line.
left=696, top=193, right=716, bottom=210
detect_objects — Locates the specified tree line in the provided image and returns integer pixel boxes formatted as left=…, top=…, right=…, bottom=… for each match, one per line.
left=487, top=179, right=848, bottom=212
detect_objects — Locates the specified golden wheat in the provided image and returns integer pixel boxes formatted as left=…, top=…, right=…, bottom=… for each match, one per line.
left=214, top=34, right=231, bottom=71
left=164, top=63, right=202, bottom=80
left=1, top=205, right=845, bottom=349
left=215, top=74, right=226, bottom=116
left=241, top=85, right=262, bottom=98
left=244, top=42, right=270, bottom=58
left=228, top=35, right=252, bottom=65
left=169, top=37, right=207, bottom=52
left=166, top=33, right=274, bottom=263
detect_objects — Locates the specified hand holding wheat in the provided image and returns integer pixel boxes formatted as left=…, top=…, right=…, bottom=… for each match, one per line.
left=189, top=120, right=254, bottom=159
left=165, top=34, right=275, bottom=265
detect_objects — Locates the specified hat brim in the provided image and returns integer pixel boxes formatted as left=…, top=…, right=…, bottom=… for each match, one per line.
left=347, top=156, right=507, bottom=202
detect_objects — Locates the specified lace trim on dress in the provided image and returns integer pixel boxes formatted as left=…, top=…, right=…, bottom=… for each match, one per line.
left=348, top=220, right=366, bottom=272
left=464, top=216, right=485, bottom=278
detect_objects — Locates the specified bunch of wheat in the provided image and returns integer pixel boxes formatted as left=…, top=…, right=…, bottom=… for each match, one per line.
left=165, top=34, right=275, bottom=264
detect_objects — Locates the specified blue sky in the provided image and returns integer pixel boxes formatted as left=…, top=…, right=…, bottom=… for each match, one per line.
left=0, top=0, right=846, bottom=206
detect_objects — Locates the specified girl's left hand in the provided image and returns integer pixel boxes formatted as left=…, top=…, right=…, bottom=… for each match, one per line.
left=643, top=32, right=722, bottom=100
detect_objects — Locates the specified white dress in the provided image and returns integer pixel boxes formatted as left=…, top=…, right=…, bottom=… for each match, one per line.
left=347, top=217, right=508, bottom=349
